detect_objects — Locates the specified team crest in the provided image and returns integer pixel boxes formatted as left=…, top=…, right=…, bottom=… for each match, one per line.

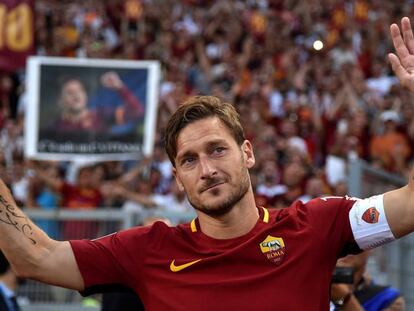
left=362, top=207, right=380, bottom=224
left=260, top=235, right=286, bottom=265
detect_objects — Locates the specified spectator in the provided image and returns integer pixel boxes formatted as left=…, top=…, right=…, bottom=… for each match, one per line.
left=370, top=110, right=411, bottom=173
left=113, top=179, right=192, bottom=215
left=9, top=158, right=29, bottom=207
left=274, top=161, right=308, bottom=208
left=0, top=250, right=23, bottom=311
left=331, top=251, right=405, bottom=310
left=298, top=175, right=329, bottom=203
left=26, top=162, right=61, bottom=238
left=255, top=160, right=287, bottom=208
left=32, top=162, right=103, bottom=239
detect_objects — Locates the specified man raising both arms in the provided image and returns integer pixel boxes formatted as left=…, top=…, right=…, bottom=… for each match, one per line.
left=0, top=17, right=414, bottom=311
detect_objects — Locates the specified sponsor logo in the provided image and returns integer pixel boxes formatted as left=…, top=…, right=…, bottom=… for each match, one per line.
left=170, top=259, right=202, bottom=272
left=362, top=207, right=380, bottom=224
left=260, top=235, right=286, bottom=265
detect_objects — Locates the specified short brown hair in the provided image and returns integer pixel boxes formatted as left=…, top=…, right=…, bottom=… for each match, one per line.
left=164, top=96, right=245, bottom=166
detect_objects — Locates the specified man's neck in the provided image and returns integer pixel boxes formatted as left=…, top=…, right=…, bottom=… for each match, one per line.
left=63, top=109, right=88, bottom=122
left=196, top=192, right=259, bottom=239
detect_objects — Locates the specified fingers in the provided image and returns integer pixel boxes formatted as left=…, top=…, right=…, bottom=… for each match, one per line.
left=401, top=17, right=414, bottom=54
left=388, top=53, right=409, bottom=84
left=390, top=22, right=410, bottom=60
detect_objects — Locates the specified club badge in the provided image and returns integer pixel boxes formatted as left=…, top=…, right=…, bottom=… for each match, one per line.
left=260, top=235, right=286, bottom=265
left=362, top=207, right=380, bottom=224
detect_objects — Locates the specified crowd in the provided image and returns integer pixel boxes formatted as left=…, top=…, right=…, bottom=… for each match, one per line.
left=0, top=0, right=413, bottom=223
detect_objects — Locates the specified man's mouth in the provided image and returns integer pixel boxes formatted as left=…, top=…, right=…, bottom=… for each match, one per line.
left=200, top=181, right=225, bottom=193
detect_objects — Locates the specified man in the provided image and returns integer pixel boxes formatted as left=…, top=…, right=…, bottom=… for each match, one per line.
left=331, top=251, right=405, bottom=311
left=31, top=162, right=102, bottom=239
left=43, top=71, right=144, bottom=142
left=0, top=17, right=413, bottom=310
left=0, top=251, right=21, bottom=311
left=370, top=109, right=411, bottom=173
left=113, top=179, right=192, bottom=213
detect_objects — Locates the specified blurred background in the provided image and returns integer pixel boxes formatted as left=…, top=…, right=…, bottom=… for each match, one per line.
left=1, top=0, right=414, bottom=310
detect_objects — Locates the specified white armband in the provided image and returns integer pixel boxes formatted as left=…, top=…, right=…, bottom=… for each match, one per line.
left=349, top=194, right=395, bottom=250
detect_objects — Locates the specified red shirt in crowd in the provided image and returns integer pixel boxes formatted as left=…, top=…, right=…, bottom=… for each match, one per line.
left=61, top=183, right=102, bottom=209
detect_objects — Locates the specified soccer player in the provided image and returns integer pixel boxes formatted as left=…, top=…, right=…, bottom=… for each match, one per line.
left=0, top=17, right=414, bottom=310
left=43, top=71, right=144, bottom=142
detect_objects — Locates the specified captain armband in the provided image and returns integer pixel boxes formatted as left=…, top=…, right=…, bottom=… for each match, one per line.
left=348, top=194, right=395, bottom=250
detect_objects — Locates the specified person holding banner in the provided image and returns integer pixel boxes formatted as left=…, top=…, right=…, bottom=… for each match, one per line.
left=0, top=17, right=413, bottom=310
left=48, top=71, right=144, bottom=141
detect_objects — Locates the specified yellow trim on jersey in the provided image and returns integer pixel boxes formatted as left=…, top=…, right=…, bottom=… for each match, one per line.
left=190, top=207, right=268, bottom=232
left=190, top=219, right=197, bottom=232
left=262, top=207, right=269, bottom=223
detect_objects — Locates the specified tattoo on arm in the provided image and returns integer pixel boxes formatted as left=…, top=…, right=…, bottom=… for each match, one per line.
left=0, top=195, right=37, bottom=244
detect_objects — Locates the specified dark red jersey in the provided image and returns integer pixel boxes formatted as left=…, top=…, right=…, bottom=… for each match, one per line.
left=70, top=196, right=361, bottom=310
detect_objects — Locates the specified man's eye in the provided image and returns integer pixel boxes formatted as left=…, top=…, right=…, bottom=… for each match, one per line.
left=214, top=147, right=225, bottom=154
left=182, top=157, right=194, bottom=165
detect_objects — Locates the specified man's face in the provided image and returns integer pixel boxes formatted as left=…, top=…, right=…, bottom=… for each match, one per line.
left=77, top=168, right=93, bottom=188
left=61, top=80, right=87, bottom=113
left=173, top=117, right=255, bottom=217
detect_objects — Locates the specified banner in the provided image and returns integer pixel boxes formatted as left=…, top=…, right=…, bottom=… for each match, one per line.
left=25, top=56, right=160, bottom=161
left=0, top=0, right=34, bottom=72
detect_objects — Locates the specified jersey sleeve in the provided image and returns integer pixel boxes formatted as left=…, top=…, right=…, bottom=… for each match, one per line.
left=304, top=194, right=396, bottom=258
left=69, top=226, right=151, bottom=295
left=348, top=194, right=395, bottom=249
left=118, top=86, right=144, bottom=118
left=303, top=196, right=362, bottom=259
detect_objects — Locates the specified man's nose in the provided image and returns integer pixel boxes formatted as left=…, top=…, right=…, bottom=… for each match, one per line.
left=199, top=156, right=217, bottom=179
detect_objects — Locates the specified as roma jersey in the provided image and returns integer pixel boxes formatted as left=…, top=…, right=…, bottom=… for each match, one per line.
left=70, top=196, right=361, bottom=310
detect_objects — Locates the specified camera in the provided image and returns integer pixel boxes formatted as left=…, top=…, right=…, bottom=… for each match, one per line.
left=331, top=267, right=354, bottom=284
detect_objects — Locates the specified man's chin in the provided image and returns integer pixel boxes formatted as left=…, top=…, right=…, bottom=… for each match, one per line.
left=191, top=196, right=238, bottom=217
left=68, top=105, right=85, bottom=113
left=195, top=204, right=234, bottom=217
left=190, top=177, right=250, bottom=217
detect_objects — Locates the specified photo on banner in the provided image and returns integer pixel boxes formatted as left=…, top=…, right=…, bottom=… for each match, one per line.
left=25, top=57, right=160, bottom=161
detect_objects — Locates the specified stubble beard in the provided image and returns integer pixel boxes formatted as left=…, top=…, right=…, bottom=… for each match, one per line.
left=188, top=166, right=251, bottom=217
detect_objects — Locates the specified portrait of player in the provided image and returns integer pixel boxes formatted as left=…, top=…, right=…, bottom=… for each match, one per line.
left=25, top=57, right=160, bottom=161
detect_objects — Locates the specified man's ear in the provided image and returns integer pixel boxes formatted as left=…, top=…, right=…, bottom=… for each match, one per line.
left=242, top=140, right=255, bottom=168
left=172, top=167, right=185, bottom=191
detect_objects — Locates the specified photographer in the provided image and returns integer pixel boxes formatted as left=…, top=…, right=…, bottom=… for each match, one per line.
left=330, top=251, right=404, bottom=310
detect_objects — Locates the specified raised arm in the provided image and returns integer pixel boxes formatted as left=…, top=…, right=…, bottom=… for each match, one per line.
left=31, top=163, right=63, bottom=193
left=0, top=179, right=84, bottom=290
left=385, top=17, right=414, bottom=238
left=384, top=170, right=414, bottom=238
left=388, top=17, right=414, bottom=92
left=100, top=71, right=144, bottom=118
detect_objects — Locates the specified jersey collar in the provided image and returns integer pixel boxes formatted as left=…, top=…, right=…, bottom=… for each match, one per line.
left=190, top=207, right=269, bottom=233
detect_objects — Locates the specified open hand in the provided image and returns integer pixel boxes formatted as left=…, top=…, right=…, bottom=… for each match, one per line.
left=389, top=17, right=414, bottom=92
left=101, top=71, right=124, bottom=91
